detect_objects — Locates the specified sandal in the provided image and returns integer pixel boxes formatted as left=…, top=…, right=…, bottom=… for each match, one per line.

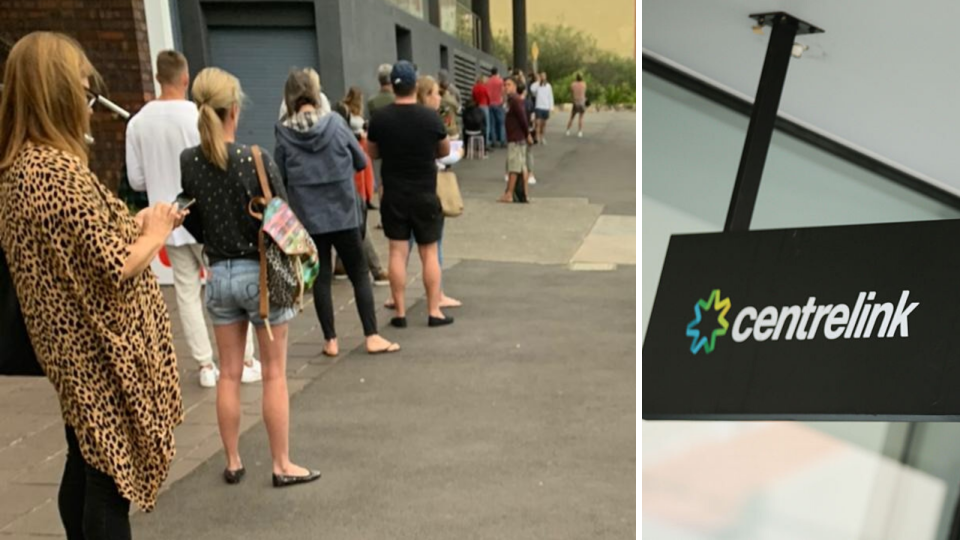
left=367, top=342, right=401, bottom=355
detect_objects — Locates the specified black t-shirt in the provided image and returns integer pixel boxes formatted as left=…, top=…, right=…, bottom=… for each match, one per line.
left=367, top=103, right=446, bottom=196
left=180, top=143, right=287, bottom=265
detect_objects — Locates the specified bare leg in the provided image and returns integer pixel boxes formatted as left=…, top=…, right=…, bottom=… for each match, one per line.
left=214, top=322, right=247, bottom=471
left=418, top=242, right=444, bottom=318
left=439, top=293, right=462, bottom=308
left=256, top=323, right=310, bottom=476
left=388, top=240, right=411, bottom=318
left=500, top=172, right=519, bottom=202
left=566, top=111, right=576, bottom=132
left=578, top=112, right=585, bottom=132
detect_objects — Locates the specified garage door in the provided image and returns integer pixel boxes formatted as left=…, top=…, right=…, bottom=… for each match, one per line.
left=208, top=27, right=320, bottom=153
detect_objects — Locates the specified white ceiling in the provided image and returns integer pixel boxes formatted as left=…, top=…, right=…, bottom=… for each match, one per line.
left=642, top=0, right=960, bottom=197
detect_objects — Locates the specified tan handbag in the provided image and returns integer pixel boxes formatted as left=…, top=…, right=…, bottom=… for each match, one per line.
left=437, top=170, right=464, bottom=217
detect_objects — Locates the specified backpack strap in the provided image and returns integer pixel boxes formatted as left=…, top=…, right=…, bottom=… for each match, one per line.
left=250, top=145, right=275, bottom=341
left=251, top=145, right=273, bottom=202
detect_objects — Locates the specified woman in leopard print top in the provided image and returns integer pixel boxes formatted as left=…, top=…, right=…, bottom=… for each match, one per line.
left=0, top=33, right=184, bottom=537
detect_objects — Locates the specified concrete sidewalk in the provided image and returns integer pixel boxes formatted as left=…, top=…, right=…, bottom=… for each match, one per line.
left=135, top=261, right=636, bottom=540
left=0, top=111, right=636, bottom=539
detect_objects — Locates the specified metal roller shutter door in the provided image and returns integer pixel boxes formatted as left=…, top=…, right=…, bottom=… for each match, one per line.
left=208, top=27, right=319, bottom=153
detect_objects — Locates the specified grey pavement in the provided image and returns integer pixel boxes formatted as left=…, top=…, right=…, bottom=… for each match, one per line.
left=0, top=111, right=635, bottom=539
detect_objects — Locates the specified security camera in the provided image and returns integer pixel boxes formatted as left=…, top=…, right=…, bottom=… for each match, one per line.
left=791, top=43, right=809, bottom=58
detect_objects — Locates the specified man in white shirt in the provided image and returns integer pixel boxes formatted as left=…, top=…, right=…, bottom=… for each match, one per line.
left=126, top=50, right=261, bottom=388
left=530, top=71, right=555, bottom=145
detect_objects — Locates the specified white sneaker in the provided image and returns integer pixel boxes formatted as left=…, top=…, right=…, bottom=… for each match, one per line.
left=199, top=365, right=219, bottom=388
left=578, top=131, right=583, bottom=138
left=565, top=130, right=570, bottom=136
left=528, top=175, right=537, bottom=185
left=541, top=138, right=547, bottom=146
left=241, top=358, right=263, bottom=384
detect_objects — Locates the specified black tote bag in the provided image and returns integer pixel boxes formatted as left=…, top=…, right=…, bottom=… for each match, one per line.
left=0, top=246, right=43, bottom=376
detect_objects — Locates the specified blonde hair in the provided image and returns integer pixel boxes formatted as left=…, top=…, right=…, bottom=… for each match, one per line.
left=342, top=86, right=364, bottom=117
left=305, top=68, right=322, bottom=93
left=191, top=67, right=244, bottom=170
left=416, top=75, right=438, bottom=106
left=0, top=32, right=101, bottom=170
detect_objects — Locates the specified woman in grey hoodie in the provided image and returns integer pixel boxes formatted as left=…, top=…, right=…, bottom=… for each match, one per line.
left=275, top=70, right=399, bottom=356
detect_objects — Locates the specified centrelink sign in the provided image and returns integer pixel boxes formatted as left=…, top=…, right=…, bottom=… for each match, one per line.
left=643, top=220, right=960, bottom=421
left=686, top=289, right=918, bottom=355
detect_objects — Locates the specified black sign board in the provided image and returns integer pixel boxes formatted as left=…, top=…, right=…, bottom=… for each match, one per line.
left=643, top=220, right=960, bottom=421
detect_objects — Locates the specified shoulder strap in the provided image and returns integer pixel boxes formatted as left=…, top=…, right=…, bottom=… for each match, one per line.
left=251, top=145, right=273, bottom=202
left=250, top=145, right=275, bottom=340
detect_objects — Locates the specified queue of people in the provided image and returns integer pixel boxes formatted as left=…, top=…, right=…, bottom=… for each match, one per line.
left=468, top=67, right=587, bottom=204
left=0, top=28, right=582, bottom=539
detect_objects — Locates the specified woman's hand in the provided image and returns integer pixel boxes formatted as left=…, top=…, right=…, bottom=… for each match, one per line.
left=134, top=207, right=148, bottom=228
left=140, top=202, right=183, bottom=242
left=120, top=203, right=187, bottom=281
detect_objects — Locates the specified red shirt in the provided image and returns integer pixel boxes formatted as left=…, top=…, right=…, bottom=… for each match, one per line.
left=486, top=75, right=504, bottom=106
left=472, top=82, right=490, bottom=107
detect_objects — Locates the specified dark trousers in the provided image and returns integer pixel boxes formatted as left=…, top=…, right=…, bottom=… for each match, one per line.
left=312, top=228, right=378, bottom=340
left=59, top=426, right=131, bottom=540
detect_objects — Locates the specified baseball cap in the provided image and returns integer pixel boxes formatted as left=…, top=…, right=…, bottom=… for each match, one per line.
left=390, top=60, right=417, bottom=89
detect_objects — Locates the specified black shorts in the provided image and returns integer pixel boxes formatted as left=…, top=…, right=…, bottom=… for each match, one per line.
left=380, top=191, right=444, bottom=244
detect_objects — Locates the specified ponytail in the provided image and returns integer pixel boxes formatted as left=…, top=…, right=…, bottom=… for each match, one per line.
left=191, top=67, right=244, bottom=171
left=197, top=103, right=227, bottom=170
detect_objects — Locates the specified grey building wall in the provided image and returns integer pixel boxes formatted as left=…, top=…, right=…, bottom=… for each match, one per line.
left=337, top=0, right=504, bottom=101
left=175, top=0, right=503, bottom=106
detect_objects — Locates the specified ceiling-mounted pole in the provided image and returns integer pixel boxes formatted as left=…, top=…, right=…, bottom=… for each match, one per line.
left=724, top=12, right=823, bottom=232
left=472, top=0, right=492, bottom=54
left=512, top=0, right=527, bottom=72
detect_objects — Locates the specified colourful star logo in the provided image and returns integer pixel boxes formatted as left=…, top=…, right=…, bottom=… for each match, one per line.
left=686, top=289, right=731, bottom=354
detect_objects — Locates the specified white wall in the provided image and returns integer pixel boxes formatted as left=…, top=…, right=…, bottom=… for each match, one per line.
left=144, top=0, right=177, bottom=96
left=142, top=0, right=179, bottom=284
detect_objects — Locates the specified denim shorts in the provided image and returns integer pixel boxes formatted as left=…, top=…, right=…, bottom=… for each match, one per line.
left=205, top=259, right=297, bottom=327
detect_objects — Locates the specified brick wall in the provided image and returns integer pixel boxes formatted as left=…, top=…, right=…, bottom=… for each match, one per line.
left=0, top=0, right=155, bottom=192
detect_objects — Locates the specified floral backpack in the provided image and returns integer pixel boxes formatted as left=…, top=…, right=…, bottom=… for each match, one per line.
left=248, top=145, right=319, bottom=339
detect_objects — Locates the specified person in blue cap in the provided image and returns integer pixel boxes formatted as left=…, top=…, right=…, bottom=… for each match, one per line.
left=367, top=61, right=454, bottom=329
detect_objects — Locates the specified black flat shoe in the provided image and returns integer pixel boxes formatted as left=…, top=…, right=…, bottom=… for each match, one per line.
left=428, top=315, right=454, bottom=327
left=390, top=316, right=407, bottom=328
left=223, top=467, right=245, bottom=484
left=272, top=469, right=322, bottom=488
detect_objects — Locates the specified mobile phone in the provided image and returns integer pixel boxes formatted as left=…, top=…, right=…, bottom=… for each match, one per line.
left=174, top=196, right=196, bottom=212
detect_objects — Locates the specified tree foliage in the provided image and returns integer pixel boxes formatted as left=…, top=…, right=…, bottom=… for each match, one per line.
left=492, top=24, right=636, bottom=105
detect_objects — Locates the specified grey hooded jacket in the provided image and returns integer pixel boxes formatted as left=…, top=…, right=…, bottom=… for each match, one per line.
left=274, top=111, right=368, bottom=235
